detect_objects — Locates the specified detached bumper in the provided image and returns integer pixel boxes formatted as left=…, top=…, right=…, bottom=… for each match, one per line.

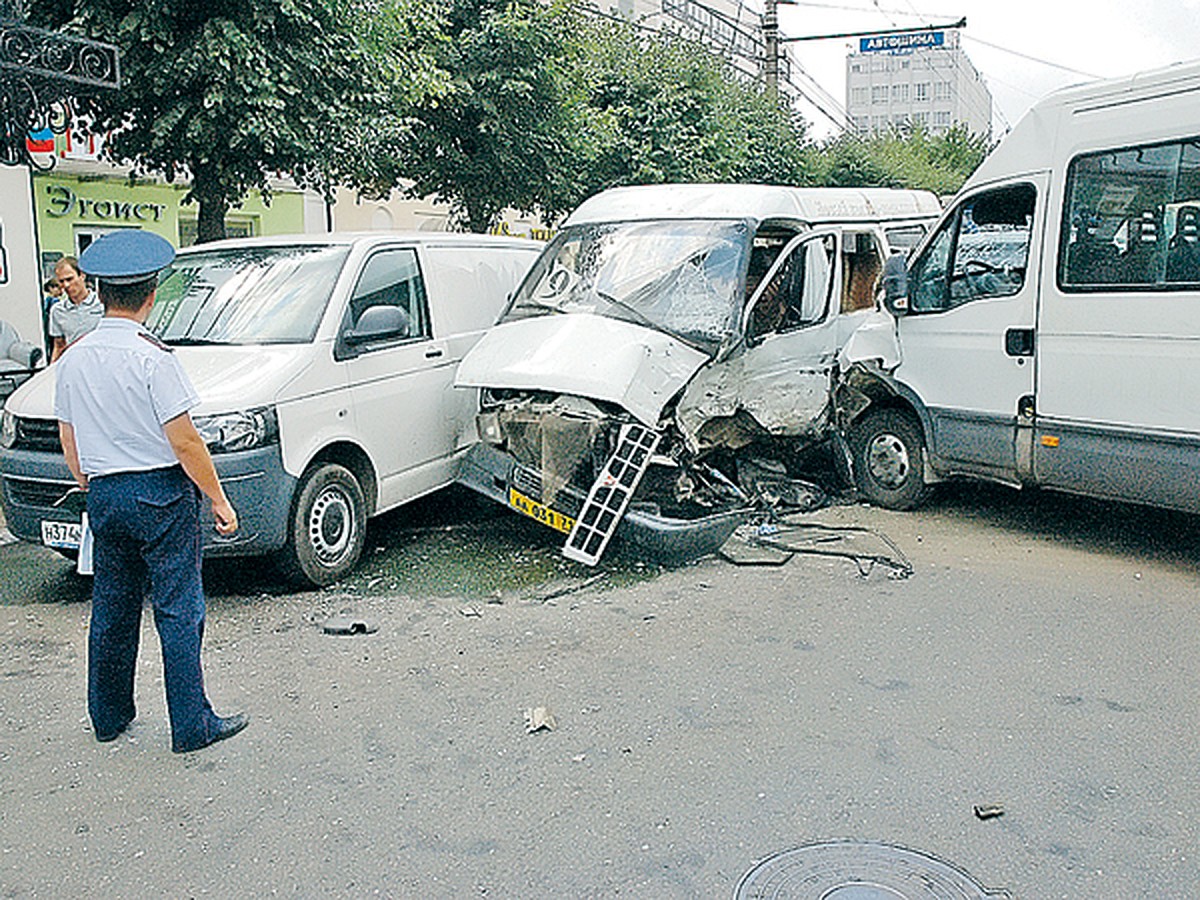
left=457, top=442, right=749, bottom=563
left=0, top=443, right=296, bottom=558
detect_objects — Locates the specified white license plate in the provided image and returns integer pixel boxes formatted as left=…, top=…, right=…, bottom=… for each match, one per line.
left=41, top=520, right=82, bottom=550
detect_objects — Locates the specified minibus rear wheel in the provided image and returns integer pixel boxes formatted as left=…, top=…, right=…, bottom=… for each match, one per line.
left=279, top=462, right=366, bottom=587
left=847, top=408, right=929, bottom=510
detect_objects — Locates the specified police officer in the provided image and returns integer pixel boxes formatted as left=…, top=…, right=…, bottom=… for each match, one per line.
left=54, top=230, right=248, bottom=753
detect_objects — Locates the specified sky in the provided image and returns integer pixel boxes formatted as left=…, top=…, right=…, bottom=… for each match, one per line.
left=773, top=0, right=1200, bottom=138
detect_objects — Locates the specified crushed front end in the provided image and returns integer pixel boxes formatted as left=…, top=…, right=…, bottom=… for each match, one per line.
left=459, top=390, right=752, bottom=565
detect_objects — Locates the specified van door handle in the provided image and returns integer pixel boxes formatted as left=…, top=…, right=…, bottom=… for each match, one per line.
left=425, top=348, right=443, bottom=359
left=1005, top=328, right=1034, bottom=357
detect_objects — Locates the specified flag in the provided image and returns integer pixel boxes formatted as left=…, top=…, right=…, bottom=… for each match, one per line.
left=26, top=128, right=54, bottom=154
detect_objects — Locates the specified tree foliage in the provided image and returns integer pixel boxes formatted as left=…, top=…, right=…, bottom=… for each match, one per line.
left=31, top=0, right=443, bottom=242
left=398, top=0, right=579, bottom=233
left=31, top=0, right=988, bottom=237
left=806, top=124, right=988, bottom=196
left=567, top=19, right=811, bottom=200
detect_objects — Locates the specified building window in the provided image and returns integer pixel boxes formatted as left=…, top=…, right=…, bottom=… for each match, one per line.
left=892, top=83, right=910, bottom=103
left=915, top=82, right=929, bottom=102
left=912, top=111, right=928, bottom=126
left=935, top=81, right=952, bottom=102
left=871, top=85, right=887, bottom=104
left=852, top=87, right=868, bottom=106
left=934, top=111, right=952, bottom=127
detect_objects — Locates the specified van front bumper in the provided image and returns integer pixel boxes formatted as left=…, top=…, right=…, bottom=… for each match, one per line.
left=0, top=443, right=296, bottom=558
left=456, top=442, right=750, bottom=563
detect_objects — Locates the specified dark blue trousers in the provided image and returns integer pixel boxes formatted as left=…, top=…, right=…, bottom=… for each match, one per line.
left=86, top=466, right=219, bottom=752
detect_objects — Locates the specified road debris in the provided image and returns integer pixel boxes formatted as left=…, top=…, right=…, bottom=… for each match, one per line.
left=973, top=803, right=1005, bottom=820
left=719, top=514, right=914, bottom=579
left=532, top=573, right=607, bottom=604
left=523, top=706, right=557, bottom=734
left=322, top=613, right=379, bottom=635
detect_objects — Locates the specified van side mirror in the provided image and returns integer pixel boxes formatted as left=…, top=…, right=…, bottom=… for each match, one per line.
left=882, top=253, right=909, bottom=316
left=345, top=305, right=411, bottom=345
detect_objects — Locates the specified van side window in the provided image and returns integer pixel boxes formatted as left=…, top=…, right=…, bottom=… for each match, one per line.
left=747, top=234, right=836, bottom=339
left=1061, top=138, right=1200, bottom=289
left=841, top=233, right=884, bottom=314
left=347, top=248, right=430, bottom=341
left=908, top=184, right=1036, bottom=313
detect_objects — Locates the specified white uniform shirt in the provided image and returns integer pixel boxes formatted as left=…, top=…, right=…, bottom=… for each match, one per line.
left=48, top=290, right=103, bottom=345
left=54, top=318, right=199, bottom=477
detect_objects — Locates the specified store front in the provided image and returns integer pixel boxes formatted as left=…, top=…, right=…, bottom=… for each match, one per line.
left=32, top=168, right=313, bottom=282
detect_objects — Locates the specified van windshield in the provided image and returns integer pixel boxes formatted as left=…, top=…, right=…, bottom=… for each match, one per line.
left=504, top=220, right=750, bottom=354
left=149, top=245, right=350, bottom=344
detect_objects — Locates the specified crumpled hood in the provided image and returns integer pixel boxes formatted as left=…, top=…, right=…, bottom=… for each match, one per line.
left=456, top=313, right=710, bottom=426
left=5, top=344, right=315, bottom=419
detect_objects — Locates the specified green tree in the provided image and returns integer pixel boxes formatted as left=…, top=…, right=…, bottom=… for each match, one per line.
left=399, top=0, right=579, bottom=233
left=32, top=0, right=443, bottom=242
left=568, top=19, right=812, bottom=200
left=807, top=124, right=988, bottom=195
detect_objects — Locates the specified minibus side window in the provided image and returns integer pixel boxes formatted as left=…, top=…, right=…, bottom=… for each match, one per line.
left=908, top=184, right=1035, bottom=313
left=1061, top=138, right=1200, bottom=290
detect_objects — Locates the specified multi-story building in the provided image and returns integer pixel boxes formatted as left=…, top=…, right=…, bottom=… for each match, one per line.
left=845, top=29, right=992, bottom=138
left=590, top=0, right=767, bottom=85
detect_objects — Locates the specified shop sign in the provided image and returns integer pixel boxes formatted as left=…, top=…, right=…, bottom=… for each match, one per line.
left=859, top=30, right=944, bottom=53
left=44, top=184, right=166, bottom=222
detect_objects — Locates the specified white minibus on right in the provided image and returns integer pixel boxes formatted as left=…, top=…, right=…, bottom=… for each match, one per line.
left=848, top=60, right=1200, bottom=514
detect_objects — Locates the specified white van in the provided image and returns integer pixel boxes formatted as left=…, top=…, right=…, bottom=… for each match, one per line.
left=846, top=61, right=1200, bottom=514
left=0, top=233, right=541, bottom=585
left=454, top=183, right=940, bottom=563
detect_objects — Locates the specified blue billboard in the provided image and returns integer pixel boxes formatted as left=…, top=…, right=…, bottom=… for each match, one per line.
left=859, top=30, right=945, bottom=53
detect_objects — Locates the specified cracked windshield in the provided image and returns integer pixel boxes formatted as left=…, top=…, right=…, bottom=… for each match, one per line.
left=505, top=219, right=750, bottom=353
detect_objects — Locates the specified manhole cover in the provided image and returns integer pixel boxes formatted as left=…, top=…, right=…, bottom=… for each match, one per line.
left=735, top=841, right=1008, bottom=899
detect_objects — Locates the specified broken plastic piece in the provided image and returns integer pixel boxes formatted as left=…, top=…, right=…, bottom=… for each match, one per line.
left=322, top=614, right=379, bottom=635
left=523, top=706, right=557, bottom=733
left=973, top=803, right=1005, bottom=820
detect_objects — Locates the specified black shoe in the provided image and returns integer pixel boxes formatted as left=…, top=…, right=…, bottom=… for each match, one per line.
left=172, top=713, right=249, bottom=753
left=95, top=720, right=132, bottom=743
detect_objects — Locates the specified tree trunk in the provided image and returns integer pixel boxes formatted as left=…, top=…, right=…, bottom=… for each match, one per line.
left=191, top=166, right=230, bottom=244
left=196, top=194, right=229, bottom=244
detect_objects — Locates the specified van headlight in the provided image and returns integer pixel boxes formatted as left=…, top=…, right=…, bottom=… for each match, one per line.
left=194, top=407, right=279, bottom=453
left=0, top=410, right=16, bottom=449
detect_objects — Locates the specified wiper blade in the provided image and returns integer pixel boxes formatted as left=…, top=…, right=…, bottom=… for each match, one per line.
left=161, top=337, right=231, bottom=346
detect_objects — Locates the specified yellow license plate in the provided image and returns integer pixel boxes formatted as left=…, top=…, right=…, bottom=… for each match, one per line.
left=508, top=488, right=576, bottom=535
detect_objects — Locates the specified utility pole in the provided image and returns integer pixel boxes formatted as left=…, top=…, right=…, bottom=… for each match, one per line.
left=762, top=0, right=780, bottom=91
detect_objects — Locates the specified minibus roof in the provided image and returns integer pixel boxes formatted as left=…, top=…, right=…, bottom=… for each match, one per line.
left=564, top=184, right=942, bottom=228
left=968, top=58, right=1200, bottom=188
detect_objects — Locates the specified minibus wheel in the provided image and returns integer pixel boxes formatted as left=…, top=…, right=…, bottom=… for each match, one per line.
left=279, top=462, right=366, bottom=587
left=847, top=408, right=929, bottom=510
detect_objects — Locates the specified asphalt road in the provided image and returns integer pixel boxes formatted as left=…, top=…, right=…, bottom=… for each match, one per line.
left=1, top=483, right=1197, bottom=897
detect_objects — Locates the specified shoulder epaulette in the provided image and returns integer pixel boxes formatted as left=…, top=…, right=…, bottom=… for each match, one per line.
left=137, top=332, right=173, bottom=353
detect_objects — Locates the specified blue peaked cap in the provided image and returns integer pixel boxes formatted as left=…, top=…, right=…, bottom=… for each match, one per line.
left=79, top=230, right=176, bottom=284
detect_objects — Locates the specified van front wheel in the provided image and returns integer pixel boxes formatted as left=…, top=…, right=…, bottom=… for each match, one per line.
left=848, top=408, right=929, bottom=510
left=279, top=463, right=366, bottom=587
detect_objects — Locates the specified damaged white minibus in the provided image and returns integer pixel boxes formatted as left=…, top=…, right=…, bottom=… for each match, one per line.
left=454, top=184, right=940, bottom=563
left=849, top=60, right=1200, bottom=513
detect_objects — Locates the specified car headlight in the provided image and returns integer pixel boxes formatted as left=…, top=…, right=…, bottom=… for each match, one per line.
left=194, top=407, right=279, bottom=453
left=0, top=410, right=16, bottom=449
